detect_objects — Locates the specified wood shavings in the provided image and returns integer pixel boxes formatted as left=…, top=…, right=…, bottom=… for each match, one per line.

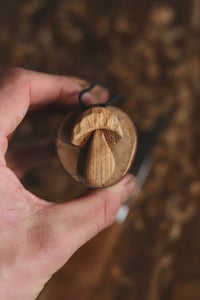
left=148, top=255, right=174, bottom=300
left=2, top=0, right=200, bottom=299
left=149, top=6, right=175, bottom=27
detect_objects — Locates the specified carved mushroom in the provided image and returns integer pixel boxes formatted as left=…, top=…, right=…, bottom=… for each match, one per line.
left=70, top=107, right=123, bottom=186
left=57, top=106, right=137, bottom=188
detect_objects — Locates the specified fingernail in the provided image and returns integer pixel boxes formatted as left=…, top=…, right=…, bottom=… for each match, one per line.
left=81, top=85, right=109, bottom=106
left=123, top=174, right=135, bottom=201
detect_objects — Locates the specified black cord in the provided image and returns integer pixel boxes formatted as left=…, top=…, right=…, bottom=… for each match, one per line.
left=78, top=83, right=124, bottom=109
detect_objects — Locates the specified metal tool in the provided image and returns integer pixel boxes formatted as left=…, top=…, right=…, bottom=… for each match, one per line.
left=116, top=109, right=175, bottom=223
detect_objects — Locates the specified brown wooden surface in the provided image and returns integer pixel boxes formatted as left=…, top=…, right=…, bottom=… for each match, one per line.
left=1, top=0, right=200, bottom=299
left=57, top=106, right=137, bottom=188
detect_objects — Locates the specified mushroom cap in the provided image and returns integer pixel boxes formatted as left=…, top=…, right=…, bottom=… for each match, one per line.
left=70, top=107, right=123, bottom=147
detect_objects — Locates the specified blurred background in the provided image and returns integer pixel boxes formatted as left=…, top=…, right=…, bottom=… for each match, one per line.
left=1, top=0, right=200, bottom=299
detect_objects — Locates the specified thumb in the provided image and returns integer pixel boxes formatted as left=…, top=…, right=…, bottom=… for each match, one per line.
left=46, top=174, right=135, bottom=259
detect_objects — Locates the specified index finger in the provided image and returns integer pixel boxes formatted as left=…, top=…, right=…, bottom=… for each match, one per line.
left=0, top=68, right=88, bottom=163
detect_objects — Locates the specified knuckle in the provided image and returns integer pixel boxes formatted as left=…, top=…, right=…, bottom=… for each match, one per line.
left=103, top=200, right=113, bottom=227
left=0, top=67, right=26, bottom=87
left=0, top=136, right=8, bottom=156
left=101, top=190, right=121, bottom=228
left=6, top=67, right=26, bottom=81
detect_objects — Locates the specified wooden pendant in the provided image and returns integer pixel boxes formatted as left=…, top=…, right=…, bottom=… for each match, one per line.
left=57, top=106, right=137, bottom=188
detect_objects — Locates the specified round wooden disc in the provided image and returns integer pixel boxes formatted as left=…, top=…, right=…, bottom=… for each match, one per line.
left=56, top=106, right=137, bottom=188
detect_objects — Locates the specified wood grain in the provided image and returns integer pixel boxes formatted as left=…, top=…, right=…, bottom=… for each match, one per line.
left=70, top=107, right=123, bottom=186
left=71, top=107, right=123, bottom=147
left=85, top=129, right=116, bottom=186
left=57, top=106, right=137, bottom=188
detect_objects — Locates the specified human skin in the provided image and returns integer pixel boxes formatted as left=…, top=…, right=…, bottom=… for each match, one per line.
left=0, top=68, right=135, bottom=300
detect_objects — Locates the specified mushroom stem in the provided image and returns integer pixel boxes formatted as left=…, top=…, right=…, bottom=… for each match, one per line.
left=85, top=130, right=116, bottom=186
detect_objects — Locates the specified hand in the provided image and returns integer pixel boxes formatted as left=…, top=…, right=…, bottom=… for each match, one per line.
left=0, top=68, right=135, bottom=300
